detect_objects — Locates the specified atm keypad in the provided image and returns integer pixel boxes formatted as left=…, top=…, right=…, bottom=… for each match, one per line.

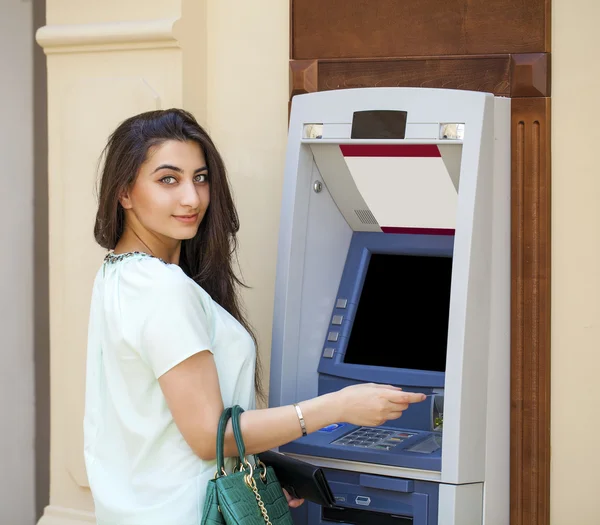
left=331, top=427, right=416, bottom=450
left=331, top=315, right=344, bottom=325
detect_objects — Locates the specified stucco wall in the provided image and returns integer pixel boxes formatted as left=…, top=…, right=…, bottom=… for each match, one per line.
left=551, top=0, right=600, bottom=523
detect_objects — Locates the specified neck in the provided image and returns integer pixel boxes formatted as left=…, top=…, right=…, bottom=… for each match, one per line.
left=115, top=225, right=181, bottom=265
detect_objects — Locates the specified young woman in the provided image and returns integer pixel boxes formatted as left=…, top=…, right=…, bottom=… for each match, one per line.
left=84, top=108, right=426, bottom=525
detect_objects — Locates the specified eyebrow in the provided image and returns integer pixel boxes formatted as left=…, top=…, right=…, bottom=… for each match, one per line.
left=151, top=164, right=208, bottom=175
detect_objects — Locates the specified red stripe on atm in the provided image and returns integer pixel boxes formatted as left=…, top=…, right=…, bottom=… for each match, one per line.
left=339, top=145, right=441, bottom=157
left=381, top=227, right=455, bottom=236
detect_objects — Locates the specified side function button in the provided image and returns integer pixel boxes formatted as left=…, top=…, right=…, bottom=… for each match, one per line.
left=335, top=298, right=348, bottom=309
left=331, top=315, right=344, bottom=325
left=323, top=348, right=335, bottom=359
left=327, top=332, right=340, bottom=342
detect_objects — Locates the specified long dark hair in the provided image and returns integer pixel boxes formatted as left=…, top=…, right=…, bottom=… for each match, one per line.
left=94, top=108, right=263, bottom=399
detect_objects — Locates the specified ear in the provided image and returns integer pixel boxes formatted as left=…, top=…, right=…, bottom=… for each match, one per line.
left=119, top=187, right=133, bottom=210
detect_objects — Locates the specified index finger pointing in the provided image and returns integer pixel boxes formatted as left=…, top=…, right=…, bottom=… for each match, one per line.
left=388, top=391, right=427, bottom=404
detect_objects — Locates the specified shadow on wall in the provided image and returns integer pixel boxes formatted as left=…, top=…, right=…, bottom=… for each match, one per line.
left=33, top=0, right=49, bottom=521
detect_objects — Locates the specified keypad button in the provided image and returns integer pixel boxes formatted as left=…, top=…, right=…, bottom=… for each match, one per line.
left=323, top=347, right=335, bottom=358
left=336, top=298, right=348, bottom=309
left=327, top=332, right=340, bottom=342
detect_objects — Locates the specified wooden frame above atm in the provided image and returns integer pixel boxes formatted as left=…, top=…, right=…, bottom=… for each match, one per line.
left=289, top=2, right=551, bottom=524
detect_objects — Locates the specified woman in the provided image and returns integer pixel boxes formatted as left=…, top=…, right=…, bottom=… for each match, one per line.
left=84, top=108, right=426, bottom=525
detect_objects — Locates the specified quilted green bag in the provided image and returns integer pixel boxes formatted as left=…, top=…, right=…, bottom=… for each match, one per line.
left=201, top=405, right=295, bottom=525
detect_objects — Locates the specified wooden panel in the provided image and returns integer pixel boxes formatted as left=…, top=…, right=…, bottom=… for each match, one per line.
left=292, top=0, right=550, bottom=59
left=290, top=59, right=318, bottom=98
left=317, top=56, right=511, bottom=96
left=511, top=97, right=551, bottom=525
left=511, top=54, right=551, bottom=97
left=290, top=54, right=553, bottom=99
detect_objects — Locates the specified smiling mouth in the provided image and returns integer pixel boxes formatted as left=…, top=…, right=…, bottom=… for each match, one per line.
left=173, top=214, right=199, bottom=223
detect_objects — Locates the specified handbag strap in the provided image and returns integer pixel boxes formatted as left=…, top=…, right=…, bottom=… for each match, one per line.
left=231, top=405, right=247, bottom=459
left=231, top=405, right=266, bottom=469
left=216, top=407, right=233, bottom=475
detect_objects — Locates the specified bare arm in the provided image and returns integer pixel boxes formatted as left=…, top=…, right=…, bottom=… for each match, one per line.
left=159, top=351, right=425, bottom=461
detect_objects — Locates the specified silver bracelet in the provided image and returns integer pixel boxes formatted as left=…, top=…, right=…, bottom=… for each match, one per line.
left=293, top=403, right=307, bottom=436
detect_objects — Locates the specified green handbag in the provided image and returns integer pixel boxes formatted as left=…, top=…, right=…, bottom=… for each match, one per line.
left=201, top=405, right=295, bottom=525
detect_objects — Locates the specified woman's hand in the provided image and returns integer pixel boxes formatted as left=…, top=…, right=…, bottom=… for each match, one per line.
left=335, top=383, right=426, bottom=427
left=283, top=488, right=304, bottom=509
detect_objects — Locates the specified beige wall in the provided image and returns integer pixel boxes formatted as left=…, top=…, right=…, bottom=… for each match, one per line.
left=205, top=1, right=289, bottom=395
left=0, top=0, right=36, bottom=523
left=551, top=0, right=600, bottom=523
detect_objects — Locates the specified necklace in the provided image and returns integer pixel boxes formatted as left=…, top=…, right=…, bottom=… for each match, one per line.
left=103, top=251, right=168, bottom=265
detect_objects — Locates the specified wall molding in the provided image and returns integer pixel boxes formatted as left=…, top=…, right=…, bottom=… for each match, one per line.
left=289, top=59, right=318, bottom=98
left=510, top=97, right=551, bottom=525
left=290, top=55, right=550, bottom=99
left=510, top=54, right=551, bottom=97
left=36, top=18, right=180, bottom=54
left=37, top=506, right=96, bottom=525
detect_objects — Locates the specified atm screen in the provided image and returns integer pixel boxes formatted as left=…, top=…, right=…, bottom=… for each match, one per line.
left=344, top=253, right=452, bottom=372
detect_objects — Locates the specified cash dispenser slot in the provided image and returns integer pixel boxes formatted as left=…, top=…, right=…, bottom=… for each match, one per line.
left=299, top=469, right=435, bottom=525
left=322, top=506, right=413, bottom=524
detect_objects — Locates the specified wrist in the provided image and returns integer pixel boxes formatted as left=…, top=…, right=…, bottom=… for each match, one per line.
left=297, top=391, right=344, bottom=434
left=324, top=390, right=346, bottom=424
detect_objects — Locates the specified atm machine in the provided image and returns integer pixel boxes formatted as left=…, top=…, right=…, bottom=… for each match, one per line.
left=269, top=88, right=510, bottom=525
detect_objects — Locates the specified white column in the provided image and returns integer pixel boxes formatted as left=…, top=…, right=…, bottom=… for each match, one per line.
left=36, top=1, right=288, bottom=523
left=36, top=1, right=206, bottom=522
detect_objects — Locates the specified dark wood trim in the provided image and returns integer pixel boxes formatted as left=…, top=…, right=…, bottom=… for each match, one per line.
left=510, top=97, right=551, bottom=525
left=510, top=54, right=551, bottom=97
left=545, top=0, right=552, bottom=53
left=291, top=55, right=550, bottom=99
left=291, top=0, right=550, bottom=59
left=317, top=56, right=510, bottom=96
left=289, top=59, right=318, bottom=99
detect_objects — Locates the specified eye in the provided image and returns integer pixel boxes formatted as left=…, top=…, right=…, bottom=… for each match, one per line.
left=194, top=174, right=208, bottom=183
left=159, top=176, right=177, bottom=185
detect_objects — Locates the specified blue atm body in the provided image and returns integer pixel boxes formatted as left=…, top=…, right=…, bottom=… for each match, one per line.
left=279, top=232, right=453, bottom=475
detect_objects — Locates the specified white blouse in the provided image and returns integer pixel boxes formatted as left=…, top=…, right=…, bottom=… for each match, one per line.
left=84, top=252, right=256, bottom=525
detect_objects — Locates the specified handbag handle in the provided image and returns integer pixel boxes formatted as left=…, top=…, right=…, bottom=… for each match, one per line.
left=216, top=407, right=233, bottom=476
left=216, top=405, right=248, bottom=476
left=231, top=405, right=247, bottom=459
left=231, top=405, right=268, bottom=476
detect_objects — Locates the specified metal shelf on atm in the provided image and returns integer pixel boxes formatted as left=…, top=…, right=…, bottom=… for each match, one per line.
left=300, top=138, right=464, bottom=145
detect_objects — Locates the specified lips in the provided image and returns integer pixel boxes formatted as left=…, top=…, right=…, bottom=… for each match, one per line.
left=173, top=213, right=199, bottom=223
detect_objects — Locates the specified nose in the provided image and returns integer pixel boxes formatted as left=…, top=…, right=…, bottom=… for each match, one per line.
left=179, top=180, right=202, bottom=209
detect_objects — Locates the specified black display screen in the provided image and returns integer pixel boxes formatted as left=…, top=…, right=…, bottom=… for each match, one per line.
left=343, top=253, right=452, bottom=372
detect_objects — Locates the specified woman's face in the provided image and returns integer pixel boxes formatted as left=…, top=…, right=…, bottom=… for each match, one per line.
left=121, top=140, right=210, bottom=243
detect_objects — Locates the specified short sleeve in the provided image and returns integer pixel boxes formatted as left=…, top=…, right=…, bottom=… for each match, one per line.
left=121, top=258, right=214, bottom=378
